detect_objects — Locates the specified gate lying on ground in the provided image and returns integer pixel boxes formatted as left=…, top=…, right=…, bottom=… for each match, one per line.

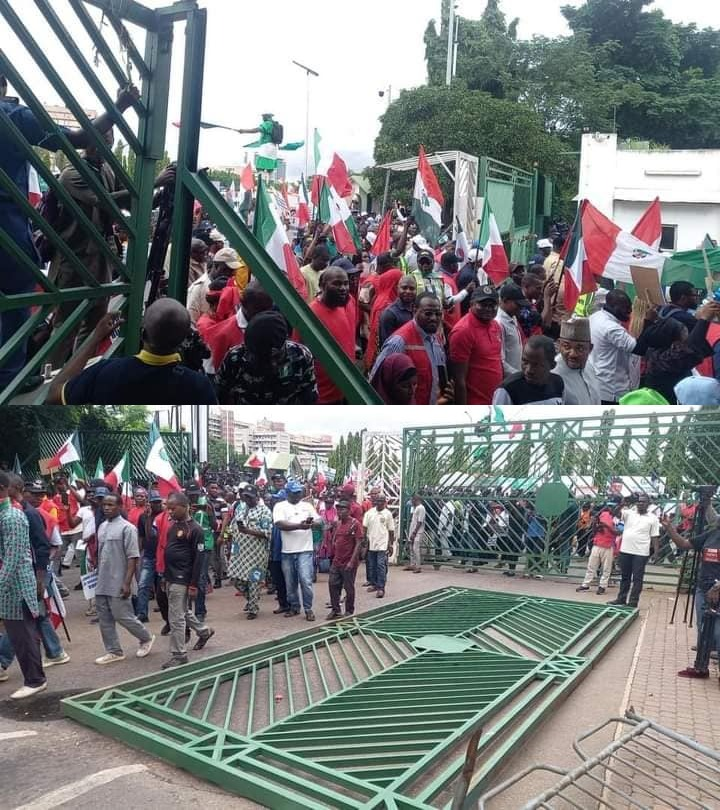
left=401, top=410, right=720, bottom=587
left=1, top=0, right=378, bottom=403
left=63, top=587, right=636, bottom=809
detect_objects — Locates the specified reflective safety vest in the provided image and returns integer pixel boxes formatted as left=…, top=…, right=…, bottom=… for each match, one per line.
left=393, top=320, right=434, bottom=405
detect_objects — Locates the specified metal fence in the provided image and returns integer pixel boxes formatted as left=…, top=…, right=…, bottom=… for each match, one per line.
left=35, top=428, right=192, bottom=484
left=400, top=409, right=720, bottom=587
left=1, top=0, right=378, bottom=403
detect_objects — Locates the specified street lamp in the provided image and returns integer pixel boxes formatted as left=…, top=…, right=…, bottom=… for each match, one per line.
left=292, top=60, right=319, bottom=179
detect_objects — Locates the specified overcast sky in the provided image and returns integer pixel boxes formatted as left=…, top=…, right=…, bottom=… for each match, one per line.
left=5, top=0, right=719, bottom=180
left=168, top=405, right=693, bottom=440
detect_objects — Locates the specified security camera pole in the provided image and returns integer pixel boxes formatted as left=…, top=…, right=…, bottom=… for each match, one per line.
left=292, top=60, right=319, bottom=180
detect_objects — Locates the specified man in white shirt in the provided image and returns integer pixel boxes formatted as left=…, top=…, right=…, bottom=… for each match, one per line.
left=363, top=495, right=395, bottom=598
left=272, top=481, right=321, bottom=621
left=437, top=500, right=455, bottom=561
left=495, top=284, right=529, bottom=377
left=587, top=291, right=644, bottom=404
left=405, top=494, right=426, bottom=573
left=608, top=494, right=660, bottom=608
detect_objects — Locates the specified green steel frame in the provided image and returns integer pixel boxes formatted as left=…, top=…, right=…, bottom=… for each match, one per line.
left=1, top=0, right=378, bottom=403
left=400, top=409, right=720, bottom=587
left=63, top=587, right=636, bottom=809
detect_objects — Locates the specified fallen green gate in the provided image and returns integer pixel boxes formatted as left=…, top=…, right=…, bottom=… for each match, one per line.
left=63, top=586, right=636, bottom=809
left=401, top=409, right=720, bottom=588
left=1, top=0, right=378, bottom=403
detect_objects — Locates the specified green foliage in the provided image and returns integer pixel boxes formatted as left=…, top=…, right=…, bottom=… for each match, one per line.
left=612, top=428, right=632, bottom=471
left=504, top=425, right=532, bottom=478
left=327, top=432, right=362, bottom=485
left=370, top=84, right=565, bottom=206
left=419, top=0, right=720, bottom=160
left=207, top=168, right=240, bottom=189
left=591, top=410, right=615, bottom=489
left=644, top=413, right=661, bottom=477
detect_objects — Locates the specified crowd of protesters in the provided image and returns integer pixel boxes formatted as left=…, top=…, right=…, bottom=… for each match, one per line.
left=1, top=458, right=716, bottom=698
left=0, top=466, right=396, bottom=698
left=4, top=74, right=720, bottom=405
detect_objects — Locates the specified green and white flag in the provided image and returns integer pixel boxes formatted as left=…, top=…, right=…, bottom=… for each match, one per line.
left=411, top=146, right=444, bottom=246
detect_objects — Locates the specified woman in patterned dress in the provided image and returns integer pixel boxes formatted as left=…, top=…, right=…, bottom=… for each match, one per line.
left=227, top=485, right=272, bottom=619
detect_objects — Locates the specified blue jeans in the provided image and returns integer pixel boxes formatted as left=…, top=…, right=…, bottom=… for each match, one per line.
left=194, top=553, right=210, bottom=619
left=366, top=550, right=388, bottom=589
left=134, top=557, right=157, bottom=620
left=0, top=237, right=36, bottom=388
left=695, top=586, right=720, bottom=654
left=281, top=551, right=314, bottom=612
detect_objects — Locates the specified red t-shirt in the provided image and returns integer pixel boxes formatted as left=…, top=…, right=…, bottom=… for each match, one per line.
left=592, top=510, right=617, bottom=549
left=332, top=517, right=362, bottom=568
left=52, top=492, right=79, bottom=533
left=309, top=298, right=357, bottom=404
left=448, top=313, right=503, bottom=405
left=206, top=316, right=245, bottom=370
left=217, top=283, right=241, bottom=322
left=127, top=506, right=146, bottom=530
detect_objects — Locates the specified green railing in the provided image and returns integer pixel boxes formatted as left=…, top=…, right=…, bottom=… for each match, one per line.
left=400, top=409, right=720, bottom=588
left=0, top=0, right=379, bottom=404
left=35, top=428, right=192, bottom=484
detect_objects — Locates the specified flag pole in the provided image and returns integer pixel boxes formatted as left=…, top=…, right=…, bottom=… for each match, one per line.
left=702, top=246, right=714, bottom=298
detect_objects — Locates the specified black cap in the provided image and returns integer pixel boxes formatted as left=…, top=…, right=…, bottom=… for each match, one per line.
left=440, top=252, right=460, bottom=269
left=499, top=283, right=531, bottom=306
left=471, top=285, right=499, bottom=303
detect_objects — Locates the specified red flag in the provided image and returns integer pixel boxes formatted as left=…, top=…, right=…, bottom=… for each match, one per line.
left=632, top=197, right=662, bottom=250
left=240, top=163, right=255, bottom=192
left=580, top=202, right=622, bottom=278
left=561, top=201, right=596, bottom=314
left=310, top=174, right=323, bottom=207
left=370, top=210, right=393, bottom=257
left=298, top=175, right=310, bottom=228
left=327, top=153, right=353, bottom=198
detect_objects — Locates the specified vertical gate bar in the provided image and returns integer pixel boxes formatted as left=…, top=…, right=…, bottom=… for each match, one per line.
left=122, top=16, right=174, bottom=353
left=168, top=7, right=206, bottom=303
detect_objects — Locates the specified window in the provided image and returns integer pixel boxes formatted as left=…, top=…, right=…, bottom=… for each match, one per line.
left=660, top=225, right=677, bottom=252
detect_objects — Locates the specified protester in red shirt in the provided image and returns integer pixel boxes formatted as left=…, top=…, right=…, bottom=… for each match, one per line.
left=339, top=484, right=365, bottom=523
left=52, top=475, right=79, bottom=533
left=326, top=499, right=364, bottom=619
left=127, top=488, right=149, bottom=530
left=307, top=267, right=357, bottom=404
left=449, top=285, right=504, bottom=405
left=576, top=504, right=623, bottom=595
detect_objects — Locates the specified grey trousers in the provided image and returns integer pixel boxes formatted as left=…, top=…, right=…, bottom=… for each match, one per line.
left=410, top=535, right=424, bottom=568
left=95, top=594, right=151, bottom=655
left=168, top=583, right=208, bottom=658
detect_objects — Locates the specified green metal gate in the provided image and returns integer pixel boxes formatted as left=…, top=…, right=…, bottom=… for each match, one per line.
left=33, top=427, right=192, bottom=483
left=63, top=586, right=636, bottom=809
left=479, top=157, right=548, bottom=266
left=0, top=0, right=378, bottom=403
left=401, top=409, right=720, bottom=587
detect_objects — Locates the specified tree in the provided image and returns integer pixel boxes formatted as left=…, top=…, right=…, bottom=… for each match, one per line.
left=643, top=413, right=661, bottom=478
left=448, top=431, right=467, bottom=473
left=685, top=409, right=720, bottom=489
left=113, top=139, right=136, bottom=178
left=370, top=83, right=565, bottom=207
left=612, top=428, right=632, bottom=471
left=591, top=410, right=615, bottom=490
left=504, top=425, right=532, bottom=479
left=663, top=416, right=691, bottom=496
left=208, top=168, right=240, bottom=188
left=208, top=437, right=228, bottom=469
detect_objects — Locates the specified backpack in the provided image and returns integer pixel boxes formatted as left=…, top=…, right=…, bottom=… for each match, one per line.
left=270, top=120, right=284, bottom=145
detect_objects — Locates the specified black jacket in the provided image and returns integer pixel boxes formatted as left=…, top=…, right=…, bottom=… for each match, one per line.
left=21, top=500, right=50, bottom=573
left=163, top=519, right=205, bottom=587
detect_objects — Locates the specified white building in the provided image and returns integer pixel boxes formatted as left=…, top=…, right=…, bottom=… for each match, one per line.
left=578, top=133, right=720, bottom=252
left=208, top=408, right=250, bottom=454
left=250, top=420, right=291, bottom=455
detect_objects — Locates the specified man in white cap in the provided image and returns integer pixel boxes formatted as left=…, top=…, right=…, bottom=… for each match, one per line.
left=554, top=317, right=602, bottom=404
left=532, top=238, right=553, bottom=266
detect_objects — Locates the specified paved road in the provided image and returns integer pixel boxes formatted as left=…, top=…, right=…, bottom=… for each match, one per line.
left=1, top=564, right=645, bottom=809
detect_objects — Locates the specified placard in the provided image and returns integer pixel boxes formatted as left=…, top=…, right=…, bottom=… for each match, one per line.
left=80, top=571, right=97, bottom=601
left=630, top=266, right=665, bottom=307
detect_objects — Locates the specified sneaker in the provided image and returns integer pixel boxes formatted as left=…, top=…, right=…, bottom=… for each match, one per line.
left=73, top=582, right=83, bottom=591
left=503, top=571, right=516, bottom=577
left=10, top=682, right=48, bottom=700
left=160, top=623, right=171, bottom=636
left=137, top=615, right=149, bottom=623
left=95, top=653, right=125, bottom=665
left=84, top=607, right=97, bottom=617
left=367, top=585, right=378, bottom=592
left=284, top=609, right=300, bottom=617
left=412, top=567, right=422, bottom=574
left=326, top=611, right=342, bottom=620
left=246, top=612, right=258, bottom=620
left=273, top=606, right=289, bottom=614
left=0, top=668, right=8, bottom=682
left=607, top=599, right=626, bottom=606
left=57, top=584, right=70, bottom=598
left=532, top=574, right=544, bottom=580
left=192, top=628, right=214, bottom=650
left=376, top=589, right=385, bottom=598
left=305, top=610, right=316, bottom=622
left=136, top=635, right=155, bottom=658
left=42, top=652, right=70, bottom=668
left=596, top=587, right=606, bottom=595
left=161, top=656, right=188, bottom=669
left=576, top=585, right=590, bottom=592
left=403, top=566, right=414, bottom=571
left=361, top=582, right=370, bottom=587
left=344, top=611, right=354, bottom=617
left=678, top=667, right=710, bottom=679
